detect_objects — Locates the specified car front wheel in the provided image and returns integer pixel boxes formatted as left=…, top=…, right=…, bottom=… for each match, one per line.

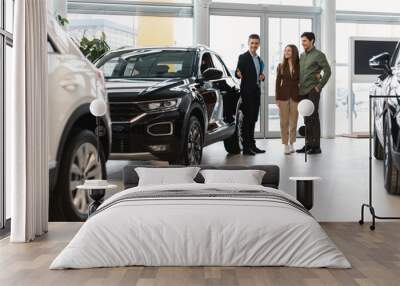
left=51, top=130, right=106, bottom=221
left=171, top=116, right=203, bottom=166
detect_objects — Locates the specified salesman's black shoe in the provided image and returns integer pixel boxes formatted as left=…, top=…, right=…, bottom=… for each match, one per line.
left=243, top=149, right=256, bottom=156
left=307, top=147, right=322, bottom=155
left=251, top=146, right=266, bottom=154
left=296, top=145, right=307, bottom=153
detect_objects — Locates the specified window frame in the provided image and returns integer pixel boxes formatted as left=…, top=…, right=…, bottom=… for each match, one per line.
left=0, top=0, right=13, bottom=234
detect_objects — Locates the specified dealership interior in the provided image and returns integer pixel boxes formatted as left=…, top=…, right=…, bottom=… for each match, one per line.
left=2, top=0, right=400, bottom=285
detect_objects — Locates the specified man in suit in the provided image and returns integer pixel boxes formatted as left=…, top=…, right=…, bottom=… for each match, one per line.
left=296, top=32, right=331, bottom=155
left=235, top=34, right=266, bottom=155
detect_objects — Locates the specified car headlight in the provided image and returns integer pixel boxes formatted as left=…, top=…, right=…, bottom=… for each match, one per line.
left=138, top=98, right=182, bottom=113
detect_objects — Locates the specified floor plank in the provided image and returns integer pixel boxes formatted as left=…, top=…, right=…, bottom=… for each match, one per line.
left=1, top=222, right=400, bottom=286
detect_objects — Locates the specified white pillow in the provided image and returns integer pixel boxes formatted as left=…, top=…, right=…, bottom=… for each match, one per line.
left=200, top=169, right=266, bottom=185
left=135, top=167, right=200, bottom=186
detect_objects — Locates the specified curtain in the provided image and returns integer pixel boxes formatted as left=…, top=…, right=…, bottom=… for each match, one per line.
left=7, top=0, right=48, bottom=242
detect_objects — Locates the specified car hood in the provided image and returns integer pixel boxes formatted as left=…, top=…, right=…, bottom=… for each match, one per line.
left=106, top=78, right=191, bottom=102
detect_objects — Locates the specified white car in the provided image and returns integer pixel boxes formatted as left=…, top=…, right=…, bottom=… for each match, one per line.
left=47, top=17, right=111, bottom=221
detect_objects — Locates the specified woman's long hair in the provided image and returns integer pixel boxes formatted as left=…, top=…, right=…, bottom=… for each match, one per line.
left=280, top=44, right=299, bottom=75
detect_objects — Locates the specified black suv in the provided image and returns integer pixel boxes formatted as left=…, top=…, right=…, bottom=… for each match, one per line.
left=96, top=46, right=242, bottom=165
left=371, top=42, right=400, bottom=194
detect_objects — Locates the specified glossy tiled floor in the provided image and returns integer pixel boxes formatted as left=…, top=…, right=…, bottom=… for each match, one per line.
left=106, top=137, right=400, bottom=222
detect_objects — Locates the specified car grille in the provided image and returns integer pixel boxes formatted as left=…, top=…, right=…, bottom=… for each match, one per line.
left=109, top=103, right=143, bottom=122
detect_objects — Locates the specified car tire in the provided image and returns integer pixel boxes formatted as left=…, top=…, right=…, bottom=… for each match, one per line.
left=373, top=127, right=384, bottom=160
left=171, top=116, right=203, bottom=166
left=50, top=129, right=106, bottom=221
left=383, top=118, right=400, bottom=195
left=224, top=107, right=243, bottom=154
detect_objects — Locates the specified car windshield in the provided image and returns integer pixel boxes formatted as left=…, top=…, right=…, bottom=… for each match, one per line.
left=99, top=50, right=196, bottom=79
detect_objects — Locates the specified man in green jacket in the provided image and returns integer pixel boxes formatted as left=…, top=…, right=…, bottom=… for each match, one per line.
left=296, top=32, right=331, bottom=155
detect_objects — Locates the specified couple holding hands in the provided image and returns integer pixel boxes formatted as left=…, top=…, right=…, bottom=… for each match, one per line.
left=235, top=32, right=331, bottom=156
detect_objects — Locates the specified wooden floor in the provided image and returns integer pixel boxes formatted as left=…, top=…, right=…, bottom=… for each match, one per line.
left=1, top=222, right=400, bottom=286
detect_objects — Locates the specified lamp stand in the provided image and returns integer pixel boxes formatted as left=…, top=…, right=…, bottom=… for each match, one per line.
left=94, top=116, right=106, bottom=163
left=305, top=117, right=308, bottom=163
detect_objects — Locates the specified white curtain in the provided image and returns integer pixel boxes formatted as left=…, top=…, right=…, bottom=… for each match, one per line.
left=7, top=0, right=48, bottom=242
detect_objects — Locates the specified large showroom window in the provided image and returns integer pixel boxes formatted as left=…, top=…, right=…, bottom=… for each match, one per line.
left=210, top=13, right=314, bottom=138
left=68, top=14, right=193, bottom=50
left=268, top=17, right=312, bottom=134
left=335, top=22, right=400, bottom=135
left=337, top=0, right=400, bottom=13
left=210, top=15, right=261, bottom=133
left=212, top=0, right=313, bottom=5
left=0, top=0, right=13, bottom=230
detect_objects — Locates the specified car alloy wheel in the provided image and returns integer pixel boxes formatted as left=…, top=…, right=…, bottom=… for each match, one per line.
left=69, top=142, right=102, bottom=215
left=187, top=121, right=203, bottom=165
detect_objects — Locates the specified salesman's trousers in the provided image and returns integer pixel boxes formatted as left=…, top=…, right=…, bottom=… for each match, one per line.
left=242, top=87, right=261, bottom=150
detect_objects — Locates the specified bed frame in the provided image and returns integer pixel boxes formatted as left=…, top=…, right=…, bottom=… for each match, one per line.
left=123, top=165, right=280, bottom=189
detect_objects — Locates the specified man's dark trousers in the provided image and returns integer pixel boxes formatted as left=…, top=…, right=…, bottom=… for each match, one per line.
left=304, top=88, right=320, bottom=148
left=242, top=86, right=261, bottom=150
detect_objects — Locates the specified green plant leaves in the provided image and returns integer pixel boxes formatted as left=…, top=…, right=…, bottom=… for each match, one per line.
left=79, top=32, right=110, bottom=63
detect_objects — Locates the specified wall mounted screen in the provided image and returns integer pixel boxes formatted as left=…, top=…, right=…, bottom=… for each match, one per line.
left=353, top=40, right=398, bottom=75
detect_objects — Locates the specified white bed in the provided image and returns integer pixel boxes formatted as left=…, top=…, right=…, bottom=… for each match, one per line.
left=50, top=183, right=351, bottom=269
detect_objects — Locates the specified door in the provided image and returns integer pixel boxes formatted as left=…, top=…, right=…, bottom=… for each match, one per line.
left=265, top=16, right=313, bottom=137
left=210, top=14, right=315, bottom=138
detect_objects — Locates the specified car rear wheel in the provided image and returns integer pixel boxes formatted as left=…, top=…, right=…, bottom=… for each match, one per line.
left=374, top=126, right=384, bottom=160
left=383, top=119, right=400, bottom=195
left=224, top=107, right=243, bottom=154
left=50, top=130, right=106, bottom=221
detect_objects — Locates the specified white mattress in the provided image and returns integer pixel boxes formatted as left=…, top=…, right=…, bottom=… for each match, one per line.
left=50, top=183, right=351, bottom=269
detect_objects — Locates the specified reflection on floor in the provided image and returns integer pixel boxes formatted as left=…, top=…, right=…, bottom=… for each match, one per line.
left=106, top=137, right=400, bottom=222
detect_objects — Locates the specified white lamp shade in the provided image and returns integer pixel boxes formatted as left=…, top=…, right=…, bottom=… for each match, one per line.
left=298, top=99, right=314, bottom=117
left=90, top=99, right=107, bottom=117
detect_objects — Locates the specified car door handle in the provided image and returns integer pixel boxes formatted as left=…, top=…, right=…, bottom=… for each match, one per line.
left=60, top=79, right=79, bottom=91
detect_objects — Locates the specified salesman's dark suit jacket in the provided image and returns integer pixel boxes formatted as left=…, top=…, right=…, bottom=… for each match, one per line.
left=235, top=51, right=264, bottom=99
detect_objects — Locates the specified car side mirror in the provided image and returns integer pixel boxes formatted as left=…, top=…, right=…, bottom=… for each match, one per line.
left=202, top=68, right=223, bottom=81
left=369, top=52, right=392, bottom=74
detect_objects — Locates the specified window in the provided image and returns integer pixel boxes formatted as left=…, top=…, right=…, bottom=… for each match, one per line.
left=99, top=50, right=196, bottom=79
left=337, top=0, right=400, bottom=13
left=336, top=22, right=400, bottom=134
left=1, top=0, right=13, bottom=231
left=107, top=0, right=192, bottom=3
left=200, top=52, right=214, bottom=74
left=5, top=0, right=13, bottom=32
left=391, top=44, right=400, bottom=68
left=212, top=0, right=314, bottom=5
left=68, top=14, right=193, bottom=50
left=210, top=15, right=260, bottom=76
left=212, top=54, right=228, bottom=76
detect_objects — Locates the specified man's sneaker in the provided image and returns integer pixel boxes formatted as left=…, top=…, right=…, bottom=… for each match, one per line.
left=284, top=145, right=290, bottom=155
